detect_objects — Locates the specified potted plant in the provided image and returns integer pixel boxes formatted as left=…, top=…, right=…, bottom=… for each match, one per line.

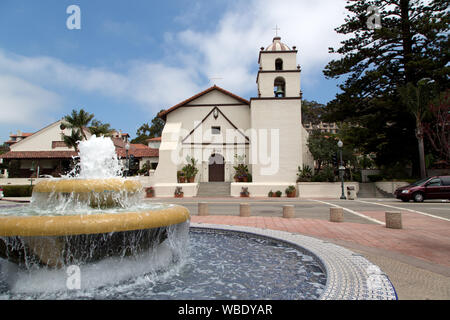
left=268, top=190, right=274, bottom=197
left=182, top=156, right=199, bottom=183
left=233, top=164, right=249, bottom=182
left=285, top=185, right=296, bottom=198
left=275, top=190, right=282, bottom=197
left=174, top=186, right=184, bottom=198
left=145, top=186, right=155, bottom=198
left=177, top=171, right=186, bottom=183
left=240, top=187, right=250, bottom=197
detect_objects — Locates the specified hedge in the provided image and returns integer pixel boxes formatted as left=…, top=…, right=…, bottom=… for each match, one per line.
left=0, top=185, right=34, bottom=197
left=367, top=174, right=383, bottom=182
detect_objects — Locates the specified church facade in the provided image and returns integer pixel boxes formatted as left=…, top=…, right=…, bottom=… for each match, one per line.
left=153, top=37, right=313, bottom=195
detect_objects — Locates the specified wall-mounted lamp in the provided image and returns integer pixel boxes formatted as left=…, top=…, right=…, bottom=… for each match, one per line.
left=213, top=108, right=219, bottom=119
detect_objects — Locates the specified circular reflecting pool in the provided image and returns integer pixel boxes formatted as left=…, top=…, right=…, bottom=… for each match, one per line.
left=0, top=228, right=326, bottom=300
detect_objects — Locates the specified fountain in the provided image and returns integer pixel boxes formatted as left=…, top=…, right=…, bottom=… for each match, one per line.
left=0, top=135, right=189, bottom=271
left=0, top=136, right=396, bottom=300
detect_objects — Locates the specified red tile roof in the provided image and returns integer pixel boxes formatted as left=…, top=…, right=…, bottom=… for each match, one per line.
left=1, top=138, right=159, bottom=160
left=158, top=85, right=249, bottom=120
left=116, top=147, right=159, bottom=158
left=131, top=143, right=150, bottom=149
left=147, top=137, right=161, bottom=142
left=0, top=147, right=159, bottom=160
left=0, top=151, right=78, bottom=159
left=9, top=132, right=34, bottom=138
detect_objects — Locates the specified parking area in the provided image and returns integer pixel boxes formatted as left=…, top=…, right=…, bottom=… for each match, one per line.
left=144, top=197, right=450, bottom=224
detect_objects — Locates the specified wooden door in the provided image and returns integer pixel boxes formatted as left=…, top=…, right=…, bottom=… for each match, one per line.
left=208, top=154, right=225, bottom=182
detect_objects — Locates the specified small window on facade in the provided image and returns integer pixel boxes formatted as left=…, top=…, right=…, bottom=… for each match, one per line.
left=211, top=126, right=221, bottom=135
left=275, top=58, right=283, bottom=71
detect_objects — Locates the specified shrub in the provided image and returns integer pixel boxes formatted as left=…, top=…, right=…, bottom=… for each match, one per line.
left=275, top=190, right=282, bottom=197
left=181, top=156, right=199, bottom=180
left=312, top=167, right=335, bottom=182
left=1, top=185, right=34, bottom=197
left=296, top=165, right=313, bottom=182
left=367, top=174, right=383, bottom=182
left=352, top=170, right=362, bottom=183
left=233, top=164, right=250, bottom=181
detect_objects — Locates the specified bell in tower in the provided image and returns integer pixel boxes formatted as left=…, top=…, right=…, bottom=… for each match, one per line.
left=274, top=77, right=286, bottom=97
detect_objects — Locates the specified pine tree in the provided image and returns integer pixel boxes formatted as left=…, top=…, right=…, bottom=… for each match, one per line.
left=323, top=0, right=449, bottom=174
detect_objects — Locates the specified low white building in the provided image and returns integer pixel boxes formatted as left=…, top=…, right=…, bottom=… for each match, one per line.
left=0, top=120, right=158, bottom=177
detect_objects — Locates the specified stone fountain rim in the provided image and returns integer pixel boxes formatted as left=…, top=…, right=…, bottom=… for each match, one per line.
left=0, top=206, right=190, bottom=237
left=33, top=178, right=142, bottom=193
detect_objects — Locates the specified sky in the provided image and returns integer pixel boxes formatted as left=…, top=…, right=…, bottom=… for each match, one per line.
left=0, top=0, right=349, bottom=142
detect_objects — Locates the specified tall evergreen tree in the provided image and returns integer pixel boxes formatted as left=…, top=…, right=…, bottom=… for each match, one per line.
left=323, top=0, right=449, bottom=174
left=131, top=109, right=166, bottom=144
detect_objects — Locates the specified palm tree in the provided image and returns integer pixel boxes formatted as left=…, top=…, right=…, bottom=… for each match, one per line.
left=399, top=79, right=436, bottom=179
left=61, top=128, right=82, bottom=152
left=89, top=119, right=113, bottom=137
left=63, top=109, right=95, bottom=140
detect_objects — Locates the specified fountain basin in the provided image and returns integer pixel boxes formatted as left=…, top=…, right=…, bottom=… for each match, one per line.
left=0, top=206, right=189, bottom=236
left=33, top=178, right=142, bottom=194
left=32, top=178, right=143, bottom=208
left=0, top=206, right=190, bottom=268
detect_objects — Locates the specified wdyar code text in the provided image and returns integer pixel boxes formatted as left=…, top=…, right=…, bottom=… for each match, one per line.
left=178, top=304, right=273, bottom=317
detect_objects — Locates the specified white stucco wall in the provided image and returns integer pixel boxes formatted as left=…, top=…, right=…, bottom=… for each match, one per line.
left=152, top=122, right=182, bottom=183
left=257, top=72, right=301, bottom=97
left=297, top=182, right=360, bottom=198
left=148, top=141, right=161, bottom=149
left=250, top=99, right=303, bottom=183
left=163, top=89, right=251, bottom=182
left=186, top=90, right=242, bottom=105
left=152, top=183, right=199, bottom=197
left=10, top=120, right=77, bottom=152
left=301, top=126, right=314, bottom=169
left=231, top=182, right=295, bottom=197
left=259, top=52, right=297, bottom=71
left=375, top=181, right=408, bottom=194
left=166, top=92, right=250, bottom=136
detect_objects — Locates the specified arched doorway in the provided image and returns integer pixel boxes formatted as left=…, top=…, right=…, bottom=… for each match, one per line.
left=208, top=153, right=225, bottom=182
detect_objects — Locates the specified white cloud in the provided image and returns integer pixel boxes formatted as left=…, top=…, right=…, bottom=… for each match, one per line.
left=0, top=75, right=61, bottom=126
left=0, top=0, right=347, bottom=133
left=174, top=0, right=347, bottom=93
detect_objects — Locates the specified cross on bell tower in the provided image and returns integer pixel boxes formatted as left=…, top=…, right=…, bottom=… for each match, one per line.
left=272, top=25, right=280, bottom=37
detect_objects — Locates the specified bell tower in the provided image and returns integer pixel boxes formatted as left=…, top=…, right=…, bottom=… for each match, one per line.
left=250, top=36, right=305, bottom=183
left=256, top=37, right=301, bottom=98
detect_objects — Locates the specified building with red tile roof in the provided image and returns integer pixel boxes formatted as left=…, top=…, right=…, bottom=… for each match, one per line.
left=0, top=120, right=159, bottom=177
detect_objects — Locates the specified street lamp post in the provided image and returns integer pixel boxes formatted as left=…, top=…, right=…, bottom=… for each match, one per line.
left=125, top=142, right=130, bottom=177
left=29, top=161, right=35, bottom=187
left=337, top=140, right=346, bottom=200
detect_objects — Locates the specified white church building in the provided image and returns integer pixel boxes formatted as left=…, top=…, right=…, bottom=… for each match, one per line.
left=152, top=36, right=313, bottom=197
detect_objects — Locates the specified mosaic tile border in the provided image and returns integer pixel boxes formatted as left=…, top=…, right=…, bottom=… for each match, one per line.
left=190, top=223, right=398, bottom=300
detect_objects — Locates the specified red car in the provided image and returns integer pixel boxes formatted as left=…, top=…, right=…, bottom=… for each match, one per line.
left=394, top=176, right=450, bottom=202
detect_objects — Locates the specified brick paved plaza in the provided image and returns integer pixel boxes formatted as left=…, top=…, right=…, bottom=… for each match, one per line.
left=1, top=197, right=449, bottom=299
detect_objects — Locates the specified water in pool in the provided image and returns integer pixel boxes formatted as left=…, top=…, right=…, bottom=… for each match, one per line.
left=0, top=229, right=326, bottom=300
